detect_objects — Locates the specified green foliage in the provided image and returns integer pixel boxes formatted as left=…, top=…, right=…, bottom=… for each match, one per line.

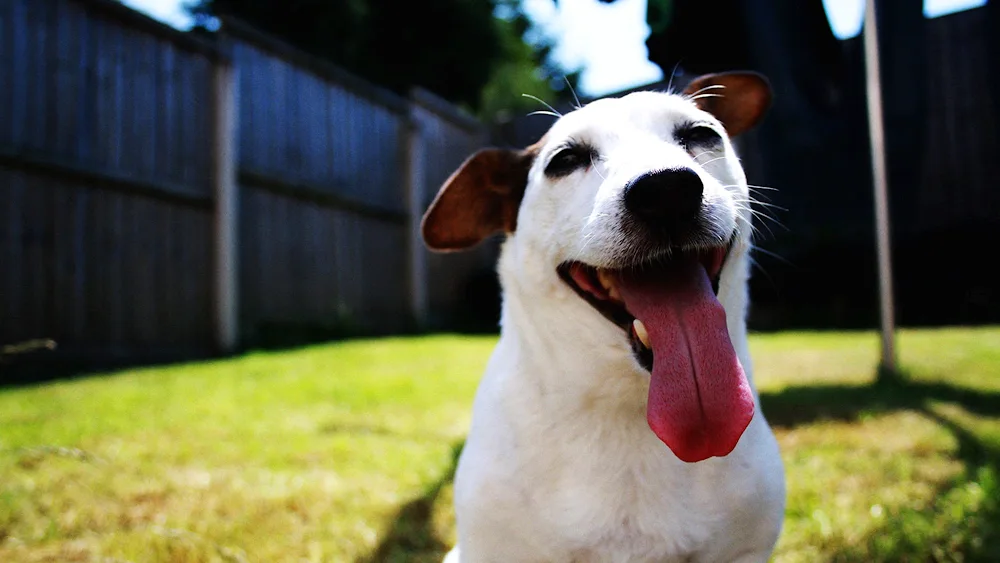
left=187, top=0, right=504, bottom=110
left=479, top=2, right=582, bottom=120
left=646, top=0, right=674, bottom=33
left=185, top=0, right=576, bottom=116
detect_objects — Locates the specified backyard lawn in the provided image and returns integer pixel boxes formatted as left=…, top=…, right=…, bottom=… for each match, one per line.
left=1, top=327, right=998, bottom=562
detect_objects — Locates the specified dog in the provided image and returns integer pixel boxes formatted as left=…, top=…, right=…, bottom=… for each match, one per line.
left=421, top=72, right=786, bottom=563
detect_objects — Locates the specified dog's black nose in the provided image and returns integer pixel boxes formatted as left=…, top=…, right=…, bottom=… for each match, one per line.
left=623, top=168, right=704, bottom=225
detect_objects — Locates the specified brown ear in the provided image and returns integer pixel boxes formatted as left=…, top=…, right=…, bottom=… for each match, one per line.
left=421, top=148, right=534, bottom=252
left=682, top=71, right=772, bottom=137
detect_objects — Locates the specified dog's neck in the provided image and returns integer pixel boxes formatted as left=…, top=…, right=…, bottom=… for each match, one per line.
left=493, top=238, right=759, bottom=410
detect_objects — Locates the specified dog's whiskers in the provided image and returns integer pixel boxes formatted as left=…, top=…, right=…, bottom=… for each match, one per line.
left=732, top=198, right=786, bottom=226
left=564, top=76, right=582, bottom=110
left=590, top=153, right=607, bottom=180
left=728, top=184, right=780, bottom=203
left=742, top=206, right=783, bottom=236
left=578, top=212, right=618, bottom=255
left=731, top=193, right=787, bottom=224
left=527, top=110, right=562, bottom=119
left=684, top=84, right=726, bottom=99
left=703, top=208, right=726, bottom=238
left=688, top=93, right=725, bottom=102
left=749, top=213, right=781, bottom=239
left=522, top=94, right=562, bottom=118
left=723, top=184, right=778, bottom=192
left=745, top=189, right=774, bottom=203
left=750, top=243, right=793, bottom=266
left=698, top=155, right=728, bottom=167
left=731, top=204, right=765, bottom=239
left=734, top=198, right=787, bottom=212
left=721, top=183, right=778, bottom=194
left=746, top=251, right=779, bottom=291
left=731, top=201, right=776, bottom=239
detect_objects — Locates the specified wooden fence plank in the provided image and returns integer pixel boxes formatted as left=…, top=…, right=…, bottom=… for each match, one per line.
left=48, top=182, right=70, bottom=343
left=84, top=183, right=107, bottom=345
left=52, top=0, right=71, bottom=158
left=0, top=170, right=25, bottom=343
left=0, top=1, right=12, bottom=149
left=70, top=186, right=87, bottom=341
left=23, top=173, right=47, bottom=340
left=74, top=0, right=94, bottom=163
left=8, top=0, right=27, bottom=148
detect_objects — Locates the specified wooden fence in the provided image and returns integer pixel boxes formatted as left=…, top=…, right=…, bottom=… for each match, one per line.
left=0, top=0, right=494, bottom=362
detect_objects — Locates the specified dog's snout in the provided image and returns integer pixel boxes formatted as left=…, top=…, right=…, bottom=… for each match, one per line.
left=623, top=168, right=703, bottom=225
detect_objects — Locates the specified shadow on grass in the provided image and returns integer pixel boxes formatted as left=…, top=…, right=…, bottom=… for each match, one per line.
left=761, top=380, right=1000, bottom=429
left=761, top=378, right=1000, bottom=561
left=0, top=331, right=378, bottom=389
left=0, top=346, right=223, bottom=389
left=0, top=327, right=501, bottom=390
left=360, top=440, right=465, bottom=563
left=359, top=379, right=999, bottom=562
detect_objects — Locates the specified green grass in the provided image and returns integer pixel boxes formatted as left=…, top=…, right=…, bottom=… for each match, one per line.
left=0, top=328, right=998, bottom=562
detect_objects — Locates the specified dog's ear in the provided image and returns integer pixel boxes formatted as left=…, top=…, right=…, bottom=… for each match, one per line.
left=683, top=71, right=772, bottom=137
left=421, top=147, right=534, bottom=252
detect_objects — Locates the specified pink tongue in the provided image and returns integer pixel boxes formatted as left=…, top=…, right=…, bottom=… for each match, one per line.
left=617, top=258, right=754, bottom=463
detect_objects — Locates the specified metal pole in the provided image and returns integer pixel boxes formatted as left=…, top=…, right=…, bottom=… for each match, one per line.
left=862, top=0, right=897, bottom=375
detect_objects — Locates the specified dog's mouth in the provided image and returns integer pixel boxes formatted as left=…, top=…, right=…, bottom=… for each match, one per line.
left=556, top=240, right=756, bottom=463
left=557, top=244, right=730, bottom=372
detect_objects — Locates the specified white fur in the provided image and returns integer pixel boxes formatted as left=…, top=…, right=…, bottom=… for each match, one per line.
left=446, top=91, right=785, bottom=562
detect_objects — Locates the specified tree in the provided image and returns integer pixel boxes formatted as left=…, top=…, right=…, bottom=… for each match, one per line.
left=480, top=2, right=582, bottom=120
left=185, top=0, right=574, bottom=116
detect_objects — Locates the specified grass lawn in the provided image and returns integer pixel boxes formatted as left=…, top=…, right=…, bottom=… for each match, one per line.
left=1, top=327, right=998, bottom=562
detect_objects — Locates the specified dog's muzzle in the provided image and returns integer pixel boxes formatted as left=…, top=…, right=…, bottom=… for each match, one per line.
left=556, top=166, right=753, bottom=464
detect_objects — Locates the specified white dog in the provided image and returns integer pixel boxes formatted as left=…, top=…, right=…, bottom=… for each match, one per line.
left=422, top=72, right=786, bottom=563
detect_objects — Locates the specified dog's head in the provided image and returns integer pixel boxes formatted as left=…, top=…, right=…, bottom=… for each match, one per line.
left=422, top=72, right=772, bottom=463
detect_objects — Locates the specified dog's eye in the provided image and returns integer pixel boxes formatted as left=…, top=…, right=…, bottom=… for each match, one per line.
left=676, top=125, right=722, bottom=149
left=545, top=145, right=594, bottom=177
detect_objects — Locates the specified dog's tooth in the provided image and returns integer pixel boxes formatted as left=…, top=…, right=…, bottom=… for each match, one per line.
left=597, top=269, right=622, bottom=300
left=607, top=285, right=622, bottom=301
left=597, top=269, right=615, bottom=290
left=633, top=319, right=650, bottom=349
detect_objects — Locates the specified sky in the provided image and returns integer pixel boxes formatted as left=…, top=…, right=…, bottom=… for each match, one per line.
left=123, top=0, right=989, bottom=96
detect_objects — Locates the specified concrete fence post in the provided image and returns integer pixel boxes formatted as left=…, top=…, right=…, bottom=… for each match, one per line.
left=405, top=98, right=429, bottom=329
left=211, top=60, right=239, bottom=352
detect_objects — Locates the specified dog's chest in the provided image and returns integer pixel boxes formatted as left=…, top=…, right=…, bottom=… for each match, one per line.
left=518, top=426, right=739, bottom=560
left=457, top=341, right=783, bottom=561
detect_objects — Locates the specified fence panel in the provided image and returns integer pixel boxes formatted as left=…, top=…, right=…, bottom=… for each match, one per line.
left=1, top=1, right=498, bottom=363
left=228, top=26, right=407, bottom=214
left=0, top=0, right=219, bottom=359
left=0, top=165, right=214, bottom=355
left=916, top=9, right=1000, bottom=231
left=225, top=25, right=417, bottom=338
left=411, top=90, right=497, bottom=328
left=238, top=184, right=411, bottom=338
